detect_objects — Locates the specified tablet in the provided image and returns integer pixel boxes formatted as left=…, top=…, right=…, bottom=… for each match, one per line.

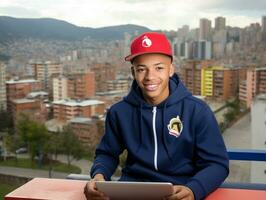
left=95, top=181, right=173, bottom=200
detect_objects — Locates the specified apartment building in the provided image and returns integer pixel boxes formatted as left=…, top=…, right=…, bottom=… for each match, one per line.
left=201, top=66, right=238, bottom=101
left=6, top=79, right=41, bottom=110
left=52, top=75, right=68, bottom=101
left=90, top=63, right=116, bottom=92
left=69, top=116, right=104, bottom=149
left=31, top=61, right=62, bottom=91
left=239, top=67, right=266, bottom=108
left=53, top=99, right=105, bottom=122
left=67, top=72, right=95, bottom=99
left=179, top=60, right=214, bottom=95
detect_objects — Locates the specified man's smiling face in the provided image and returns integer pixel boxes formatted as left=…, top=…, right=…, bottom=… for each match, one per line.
left=132, top=53, right=174, bottom=105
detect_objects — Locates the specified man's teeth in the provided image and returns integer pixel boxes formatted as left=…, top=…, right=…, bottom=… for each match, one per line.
left=145, top=84, right=158, bottom=91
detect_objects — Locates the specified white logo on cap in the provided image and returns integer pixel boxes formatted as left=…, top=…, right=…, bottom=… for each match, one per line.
left=142, top=36, right=152, bottom=47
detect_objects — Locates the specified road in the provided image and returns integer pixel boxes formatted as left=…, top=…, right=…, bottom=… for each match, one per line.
left=0, top=154, right=93, bottom=180
left=222, top=113, right=251, bottom=183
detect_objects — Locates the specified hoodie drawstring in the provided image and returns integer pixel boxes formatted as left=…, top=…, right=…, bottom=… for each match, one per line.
left=162, top=102, right=174, bottom=163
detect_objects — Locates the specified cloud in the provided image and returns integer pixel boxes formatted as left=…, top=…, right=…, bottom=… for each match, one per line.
left=0, top=6, right=41, bottom=18
left=197, top=0, right=266, bottom=11
left=0, top=0, right=265, bottom=30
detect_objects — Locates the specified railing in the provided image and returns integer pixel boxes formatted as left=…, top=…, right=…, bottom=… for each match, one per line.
left=4, top=148, right=266, bottom=200
left=223, top=148, right=266, bottom=190
left=227, top=148, right=266, bottom=162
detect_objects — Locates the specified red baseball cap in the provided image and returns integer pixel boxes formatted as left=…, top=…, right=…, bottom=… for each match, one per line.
left=125, top=32, right=173, bottom=62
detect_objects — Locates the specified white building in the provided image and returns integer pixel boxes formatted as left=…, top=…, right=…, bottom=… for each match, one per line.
left=250, top=94, right=266, bottom=183
left=30, top=61, right=62, bottom=91
left=52, top=75, right=68, bottom=101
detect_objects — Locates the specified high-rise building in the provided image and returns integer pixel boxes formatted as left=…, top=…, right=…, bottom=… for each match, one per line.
left=52, top=75, right=68, bottom=101
left=262, top=16, right=266, bottom=41
left=215, top=17, right=226, bottom=31
left=31, top=61, right=62, bottom=91
left=177, top=25, right=190, bottom=41
left=179, top=60, right=202, bottom=95
left=67, top=72, right=95, bottom=99
left=0, top=63, right=6, bottom=110
left=250, top=94, right=266, bottom=183
left=91, top=63, right=116, bottom=92
left=199, top=18, right=212, bottom=41
left=193, top=41, right=212, bottom=60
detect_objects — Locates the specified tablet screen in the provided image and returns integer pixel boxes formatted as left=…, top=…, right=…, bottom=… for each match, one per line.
left=95, top=181, right=173, bottom=200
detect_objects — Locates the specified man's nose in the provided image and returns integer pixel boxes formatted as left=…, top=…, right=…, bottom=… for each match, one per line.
left=145, top=69, right=156, bottom=80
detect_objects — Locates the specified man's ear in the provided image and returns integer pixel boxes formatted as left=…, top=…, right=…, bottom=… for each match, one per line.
left=169, top=64, right=175, bottom=77
left=131, top=66, right=135, bottom=77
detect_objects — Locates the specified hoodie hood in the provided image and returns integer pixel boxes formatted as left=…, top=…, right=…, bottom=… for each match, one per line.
left=124, top=73, right=192, bottom=107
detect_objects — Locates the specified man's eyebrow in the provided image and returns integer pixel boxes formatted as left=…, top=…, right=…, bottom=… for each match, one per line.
left=134, top=62, right=164, bottom=67
left=134, top=64, right=146, bottom=68
left=154, top=62, right=164, bottom=66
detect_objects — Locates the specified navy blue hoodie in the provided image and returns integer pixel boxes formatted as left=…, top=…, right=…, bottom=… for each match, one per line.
left=91, top=74, right=229, bottom=200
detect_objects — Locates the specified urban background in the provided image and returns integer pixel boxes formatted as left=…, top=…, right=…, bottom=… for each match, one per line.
left=0, top=5, right=266, bottom=198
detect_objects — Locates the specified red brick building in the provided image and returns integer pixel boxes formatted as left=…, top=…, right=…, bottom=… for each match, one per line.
left=67, top=72, right=95, bottom=99
left=6, top=79, right=41, bottom=111
left=53, top=99, right=105, bottom=122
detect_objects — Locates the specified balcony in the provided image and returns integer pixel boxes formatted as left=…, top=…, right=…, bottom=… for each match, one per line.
left=4, top=149, right=266, bottom=200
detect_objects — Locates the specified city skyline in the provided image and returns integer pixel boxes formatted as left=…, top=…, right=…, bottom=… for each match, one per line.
left=0, top=0, right=265, bottom=30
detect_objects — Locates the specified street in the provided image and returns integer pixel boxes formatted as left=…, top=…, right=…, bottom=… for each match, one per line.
left=222, top=113, right=251, bottom=183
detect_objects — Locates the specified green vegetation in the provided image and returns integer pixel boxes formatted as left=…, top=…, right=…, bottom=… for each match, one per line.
left=60, top=125, right=85, bottom=167
left=219, top=98, right=247, bottom=133
left=2, top=113, right=86, bottom=174
left=0, top=183, right=20, bottom=199
left=0, top=157, right=81, bottom=173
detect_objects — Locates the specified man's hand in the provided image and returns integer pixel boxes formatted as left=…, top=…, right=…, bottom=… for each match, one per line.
left=164, top=185, right=194, bottom=200
left=84, top=174, right=109, bottom=200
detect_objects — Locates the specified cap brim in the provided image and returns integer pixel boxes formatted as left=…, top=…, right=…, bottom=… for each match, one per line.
left=125, top=52, right=172, bottom=62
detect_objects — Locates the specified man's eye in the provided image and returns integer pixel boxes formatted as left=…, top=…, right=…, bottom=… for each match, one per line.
left=136, top=68, right=145, bottom=72
left=156, top=66, right=164, bottom=70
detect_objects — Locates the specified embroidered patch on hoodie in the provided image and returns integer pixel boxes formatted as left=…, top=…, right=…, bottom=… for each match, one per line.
left=167, top=116, right=183, bottom=137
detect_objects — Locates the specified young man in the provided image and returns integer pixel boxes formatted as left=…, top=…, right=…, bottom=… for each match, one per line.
left=84, top=32, right=229, bottom=200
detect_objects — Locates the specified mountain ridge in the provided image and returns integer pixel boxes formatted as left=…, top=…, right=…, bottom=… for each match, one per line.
left=0, top=16, right=152, bottom=42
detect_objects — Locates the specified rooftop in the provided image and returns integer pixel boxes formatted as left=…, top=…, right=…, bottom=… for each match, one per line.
left=6, top=79, right=39, bottom=84
left=69, top=117, right=92, bottom=124
left=27, top=91, right=48, bottom=98
left=53, top=99, right=104, bottom=106
left=12, top=98, right=36, bottom=104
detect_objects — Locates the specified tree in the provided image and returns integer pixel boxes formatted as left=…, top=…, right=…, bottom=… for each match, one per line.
left=60, top=125, right=85, bottom=167
left=0, top=109, right=13, bottom=132
left=17, top=113, right=49, bottom=166
left=44, top=130, right=63, bottom=177
left=223, top=98, right=241, bottom=129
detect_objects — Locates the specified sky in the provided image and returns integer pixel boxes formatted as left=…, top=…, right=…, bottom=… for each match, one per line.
left=0, top=0, right=266, bottom=30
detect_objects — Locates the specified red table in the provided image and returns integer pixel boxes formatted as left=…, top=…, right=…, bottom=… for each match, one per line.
left=5, top=178, right=266, bottom=200
left=5, top=178, right=87, bottom=200
left=206, top=187, right=266, bottom=200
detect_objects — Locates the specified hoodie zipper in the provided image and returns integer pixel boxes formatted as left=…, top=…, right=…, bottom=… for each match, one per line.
left=152, top=106, right=158, bottom=171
